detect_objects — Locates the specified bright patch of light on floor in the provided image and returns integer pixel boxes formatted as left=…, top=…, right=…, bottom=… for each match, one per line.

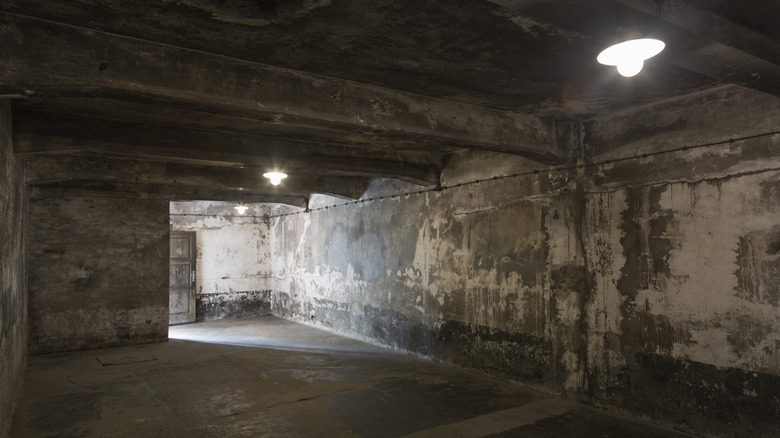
left=168, top=317, right=388, bottom=356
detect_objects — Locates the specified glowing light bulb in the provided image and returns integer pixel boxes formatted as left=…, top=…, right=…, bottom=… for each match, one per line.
left=234, top=205, right=248, bottom=215
left=616, top=59, right=644, bottom=77
left=597, top=38, right=665, bottom=77
left=263, top=172, right=287, bottom=185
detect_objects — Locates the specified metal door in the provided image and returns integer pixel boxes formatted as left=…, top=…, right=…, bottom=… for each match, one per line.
left=170, top=231, right=196, bottom=325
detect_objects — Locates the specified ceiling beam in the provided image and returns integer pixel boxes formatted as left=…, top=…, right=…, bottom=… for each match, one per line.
left=0, top=12, right=564, bottom=163
left=584, top=85, right=780, bottom=160
left=14, top=97, right=459, bottom=156
left=13, top=108, right=442, bottom=186
left=24, top=156, right=372, bottom=200
left=28, top=181, right=310, bottom=208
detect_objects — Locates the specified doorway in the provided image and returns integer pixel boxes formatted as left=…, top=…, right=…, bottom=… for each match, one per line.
left=170, top=231, right=196, bottom=325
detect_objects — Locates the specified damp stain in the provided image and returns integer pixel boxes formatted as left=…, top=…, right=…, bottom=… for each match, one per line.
left=734, top=227, right=780, bottom=306
left=617, top=187, right=677, bottom=299
left=725, top=315, right=773, bottom=357
left=620, top=301, right=689, bottom=355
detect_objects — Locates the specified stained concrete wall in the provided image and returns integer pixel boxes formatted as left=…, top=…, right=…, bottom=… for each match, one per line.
left=268, top=169, right=584, bottom=394
left=265, top=86, right=780, bottom=437
left=171, top=201, right=273, bottom=321
left=0, top=101, right=27, bottom=438
left=27, top=190, right=170, bottom=353
left=581, top=87, right=780, bottom=437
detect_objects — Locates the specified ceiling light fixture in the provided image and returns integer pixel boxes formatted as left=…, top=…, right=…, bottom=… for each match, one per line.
left=263, top=172, right=287, bottom=185
left=234, top=194, right=248, bottom=215
left=597, top=38, right=665, bottom=77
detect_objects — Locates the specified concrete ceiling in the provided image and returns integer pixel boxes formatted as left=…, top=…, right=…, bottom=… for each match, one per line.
left=3, top=0, right=779, bottom=205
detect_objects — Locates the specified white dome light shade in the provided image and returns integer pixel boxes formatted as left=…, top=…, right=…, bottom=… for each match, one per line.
left=234, top=205, right=248, bottom=215
left=597, top=38, right=665, bottom=77
left=263, top=172, right=288, bottom=185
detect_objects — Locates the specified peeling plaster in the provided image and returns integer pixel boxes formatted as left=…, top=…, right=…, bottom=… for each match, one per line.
left=261, top=116, right=780, bottom=436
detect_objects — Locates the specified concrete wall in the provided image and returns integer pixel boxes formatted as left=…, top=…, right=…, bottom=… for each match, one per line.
left=27, top=189, right=170, bottom=353
left=171, top=201, right=273, bottom=321
left=269, top=170, right=584, bottom=393
left=265, top=87, right=780, bottom=437
left=0, top=101, right=27, bottom=438
left=582, top=86, right=780, bottom=437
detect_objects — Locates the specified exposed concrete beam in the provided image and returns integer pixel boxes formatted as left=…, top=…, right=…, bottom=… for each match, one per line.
left=14, top=97, right=459, bottom=156
left=0, top=12, right=563, bottom=163
left=28, top=181, right=310, bottom=208
left=13, top=108, right=441, bottom=186
left=24, top=156, right=371, bottom=200
left=584, top=85, right=780, bottom=161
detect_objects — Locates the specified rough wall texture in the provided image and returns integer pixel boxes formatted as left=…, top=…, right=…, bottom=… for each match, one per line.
left=266, top=87, right=780, bottom=437
left=269, top=167, right=585, bottom=394
left=581, top=88, right=780, bottom=437
left=171, top=201, right=273, bottom=321
left=0, top=101, right=26, bottom=438
left=584, top=175, right=780, bottom=435
left=27, top=192, right=169, bottom=353
left=196, top=290, right=272, bottom=320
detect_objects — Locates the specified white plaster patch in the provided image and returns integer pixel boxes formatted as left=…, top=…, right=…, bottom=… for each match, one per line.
left=657, top=178, right=780, bottom=370
left=682, top=328, right=737, bottom=367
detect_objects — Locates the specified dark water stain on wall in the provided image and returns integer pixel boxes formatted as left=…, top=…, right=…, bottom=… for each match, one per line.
left=726, top=315, right=773, bottom=358
left=617, top=186, right=676, bottom=300
left=620, top=353, right=780, bottom=438
left=767, top=226, right=780, bottom=256
left=616, top=186, right=684, bottom=358
left=620, top=302, right=687, bottom=355
left=548, top=263, right=593, bottom=354
left=436, top=320, right=563, bottom=385
left=197, top=291, right=273, bottom=321
left=759, top=178, right=780, bottom=205
left=276, top=288, right=569, bottom=388
left=617, top=189, right=649, bottom=299
left=735, top=227, right=780, bottom=306
left=615, top=186, right=678, bottom=358
left=648, top=210, right=674, bottom=279
left=549, top=265, right=592, bottom=301
left=272, top=291, right=298, bottom=320
left=521, top=286, right=546, bottom=338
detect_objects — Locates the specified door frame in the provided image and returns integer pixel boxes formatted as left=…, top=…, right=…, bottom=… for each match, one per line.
left=169, top=231, right=196, bottom=325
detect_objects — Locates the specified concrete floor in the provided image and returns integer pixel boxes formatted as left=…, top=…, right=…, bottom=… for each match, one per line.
left=11, top=316, right=695, bottom=438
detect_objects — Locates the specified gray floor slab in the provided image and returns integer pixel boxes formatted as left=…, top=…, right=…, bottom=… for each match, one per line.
left=11, top=316, right=695, bottom=437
